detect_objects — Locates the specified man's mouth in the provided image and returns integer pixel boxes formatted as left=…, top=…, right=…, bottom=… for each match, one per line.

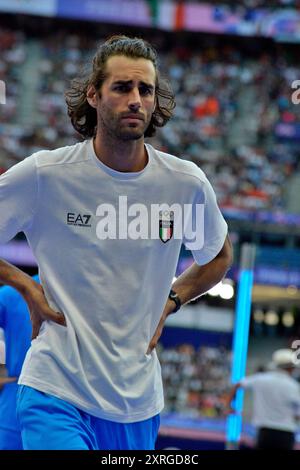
left=121, top=114, right=144, bottom=122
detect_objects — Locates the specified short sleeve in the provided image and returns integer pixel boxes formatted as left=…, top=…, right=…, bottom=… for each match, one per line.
left=240, top=374, right=260, bottom=389
left=183, top=174, right=227, bottom=266
left=0, top=155, right=37, bottom=244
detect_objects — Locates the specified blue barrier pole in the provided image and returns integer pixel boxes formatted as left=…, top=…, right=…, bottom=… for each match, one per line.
left=226, top=243, right=256, bottom=449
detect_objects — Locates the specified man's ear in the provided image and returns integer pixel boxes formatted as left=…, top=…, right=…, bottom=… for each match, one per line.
left=87, top=85, right=98, bottom=108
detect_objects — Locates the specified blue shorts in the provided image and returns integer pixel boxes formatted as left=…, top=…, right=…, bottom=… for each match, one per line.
left=0, top=427, right=23, bottom=450
left=16, top=385, right=160, bottom=450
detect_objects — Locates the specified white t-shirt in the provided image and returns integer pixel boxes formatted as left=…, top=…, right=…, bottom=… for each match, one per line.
left=241, top=370, right=300, bottom=432
left=0, top=139, right=227, bottom=422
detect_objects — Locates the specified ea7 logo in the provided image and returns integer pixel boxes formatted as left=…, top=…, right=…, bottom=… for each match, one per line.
left=67, top=212, right=92, bottom=227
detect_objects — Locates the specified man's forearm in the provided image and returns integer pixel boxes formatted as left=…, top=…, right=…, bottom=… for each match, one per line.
left=226, top=383, right=241, bottom=408
left=0, top=259, right=35, bottom=297
left=171, top=235, right=233, bottom=307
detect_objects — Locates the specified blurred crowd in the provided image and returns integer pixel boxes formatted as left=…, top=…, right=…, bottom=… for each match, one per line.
left=158, top=344, right=231, bottom=417
left=0, top=26, right=300, bottom=212
left=0, top=28, right=26, bottom=171
left=190, top=0, right=300, bottom=8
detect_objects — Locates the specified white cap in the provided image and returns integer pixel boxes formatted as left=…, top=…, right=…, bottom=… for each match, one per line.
left=272, top=348, right=297, bottom=369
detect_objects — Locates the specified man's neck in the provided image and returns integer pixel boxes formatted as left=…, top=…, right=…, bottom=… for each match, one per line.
left=93, top=132, right=148, bottom=173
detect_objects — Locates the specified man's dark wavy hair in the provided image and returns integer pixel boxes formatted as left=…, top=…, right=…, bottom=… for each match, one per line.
left=65, top=35, right=175, bottom=138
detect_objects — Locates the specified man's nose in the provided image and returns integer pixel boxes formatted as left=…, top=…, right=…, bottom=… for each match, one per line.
left=128, top=89, right=141, bottom=111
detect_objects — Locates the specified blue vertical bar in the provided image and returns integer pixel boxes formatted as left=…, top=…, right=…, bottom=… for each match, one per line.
left=226, top=244, right=255, bottom=449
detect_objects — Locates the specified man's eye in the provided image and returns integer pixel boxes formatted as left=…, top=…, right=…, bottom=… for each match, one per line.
left=115, top=85, right=128, bottom=92
left=140, top=87, right=152, bottom=95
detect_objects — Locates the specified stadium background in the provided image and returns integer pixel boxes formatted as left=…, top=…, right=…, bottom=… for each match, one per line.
left=1, top=0, right=300, bottom=449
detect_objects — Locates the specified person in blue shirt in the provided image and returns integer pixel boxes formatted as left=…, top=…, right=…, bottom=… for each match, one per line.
left=0, top=274, right=38, bottom=450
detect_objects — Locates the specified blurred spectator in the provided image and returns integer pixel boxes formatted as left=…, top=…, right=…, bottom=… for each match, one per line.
left=226, top=348, right=300, bottom=449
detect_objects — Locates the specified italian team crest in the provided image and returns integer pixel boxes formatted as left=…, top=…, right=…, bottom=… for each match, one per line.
left=159, top=210, right=174, bottom=243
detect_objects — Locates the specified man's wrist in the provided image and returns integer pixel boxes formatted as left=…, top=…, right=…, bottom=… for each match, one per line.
left=168, top=289, right=181, bottom=313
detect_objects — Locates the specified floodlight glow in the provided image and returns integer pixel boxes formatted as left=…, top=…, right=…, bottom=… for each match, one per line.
left=282, top=312, right=294, bottom=328
left=220, top=283, right=234, bottom=300
left=208, top=282, right=222, bottom=297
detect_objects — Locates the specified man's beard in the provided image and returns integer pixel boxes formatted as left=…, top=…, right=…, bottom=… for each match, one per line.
left=113, top=126, right=144, bottom=141
left=99, top=111, right=150, bottom=141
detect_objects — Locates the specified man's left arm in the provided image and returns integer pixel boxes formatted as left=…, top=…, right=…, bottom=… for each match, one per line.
left=147, top=235, right=233, bottom=353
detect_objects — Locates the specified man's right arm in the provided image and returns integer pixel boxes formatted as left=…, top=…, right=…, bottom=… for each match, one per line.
left=0, top=158, right=65, bottom=337
left=0, top=259, right=36, bottom=297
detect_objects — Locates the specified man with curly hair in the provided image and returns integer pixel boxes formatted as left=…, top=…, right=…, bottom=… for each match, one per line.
left=0, top=36, right=232, bottom=449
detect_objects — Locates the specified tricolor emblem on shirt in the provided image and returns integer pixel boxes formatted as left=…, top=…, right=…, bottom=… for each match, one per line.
left=159, top=210, right=174, bottom=243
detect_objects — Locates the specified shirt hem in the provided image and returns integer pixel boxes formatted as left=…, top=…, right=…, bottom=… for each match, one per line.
left=19, top=377, right=164, bottom=423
